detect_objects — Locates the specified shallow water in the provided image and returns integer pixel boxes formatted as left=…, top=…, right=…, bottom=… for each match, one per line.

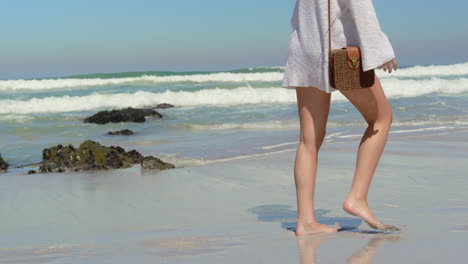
left=1, top=63, right=468, bottom=173
left=1, top=63, right=468, bottom=263
left=1, top=129, right=467, bottom=263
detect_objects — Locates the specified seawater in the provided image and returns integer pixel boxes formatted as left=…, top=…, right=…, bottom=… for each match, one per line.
left=1, top=62, right=468, bottom=173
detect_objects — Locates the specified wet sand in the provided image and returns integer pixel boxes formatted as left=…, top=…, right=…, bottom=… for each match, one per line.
left=1, top=128, right=467, bottom=263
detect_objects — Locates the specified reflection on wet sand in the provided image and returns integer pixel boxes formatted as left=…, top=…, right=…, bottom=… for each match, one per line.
left=296, top=234, right=402, bottom=264
left=0, top=244, right=90, bottom=264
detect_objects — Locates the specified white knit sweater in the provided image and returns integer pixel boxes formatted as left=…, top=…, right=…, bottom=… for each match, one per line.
left=282, top=0, right=396, bottom=93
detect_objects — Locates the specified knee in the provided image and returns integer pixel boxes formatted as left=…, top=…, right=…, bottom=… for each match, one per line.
left=368, top=108, right=393, bottom=129
left=381, top=108, right=393, bottom=128
left=299, top=131, right=326, bottom=152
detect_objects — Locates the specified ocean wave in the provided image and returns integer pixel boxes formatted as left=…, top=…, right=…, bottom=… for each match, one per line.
left=331, top=125, right=467, bottom=139
left=167, top=120, right=300, bottom=131
left=0, top=72, right=285, bottom=91
left=377, top=77, right=468, bottom=98
left=377, top=61, right=468, bottom=78
left=203, top=124, right=468, bottom=163
left=167, top=120, right=468, bottom=132
left=0, top=87, right=291, bottom=114
left=1, top=76, right=468, bottom=114
left=0, top=62, right=467, bottom=91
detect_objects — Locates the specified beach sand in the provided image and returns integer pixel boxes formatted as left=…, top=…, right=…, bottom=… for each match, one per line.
left=1, top=128, right=467, bottom=263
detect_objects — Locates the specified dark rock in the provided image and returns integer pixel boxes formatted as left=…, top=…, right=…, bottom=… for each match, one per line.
left=40, top=140, right=137, bottom=173
left=124, top=149, right=145, bottom=164
left=155, top=103, right=174, bottom=109
left=28, top=170, right=36, bottom=174
left=84, top=107, right=162, bottom=124
left=0, top=153, right=8, bottom=173
left=140, top=109, right=163, bottom=118
left=109, top=146, right=144, bottom=164
left=108, top=129, right=134, bottom=135
left=141, top=156, right=175, bottom=170
left=110, top=145, right=125, bottom=153
left=84, top=107, right=145, bottom=124
left=38, top=140, right=175, bottom=173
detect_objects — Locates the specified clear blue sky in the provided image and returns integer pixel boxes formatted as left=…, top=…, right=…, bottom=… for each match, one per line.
left=1, top=0, right=467, bottom=79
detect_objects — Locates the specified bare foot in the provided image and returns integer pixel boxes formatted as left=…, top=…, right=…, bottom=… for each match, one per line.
left=343, top=199, right=390, bottom=231
left=295, top=222, right=338, bottom=236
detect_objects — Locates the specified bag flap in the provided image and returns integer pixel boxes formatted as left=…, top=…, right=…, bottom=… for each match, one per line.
left=345, top=47, right=361, bottom=70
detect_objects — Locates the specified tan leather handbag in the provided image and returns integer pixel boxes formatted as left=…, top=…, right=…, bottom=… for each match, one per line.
left=328, top=0, right=375, bottom=90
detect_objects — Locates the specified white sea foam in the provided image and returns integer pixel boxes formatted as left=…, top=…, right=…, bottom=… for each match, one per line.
left=203, top=124, right=468, bottom=163
left=0, top=62, right=467, bottom=91
left=376, top=77, right=468, bottom=98
left=0, top=72, right=285, bottom=91
left=0, top=87, right=293, bottom=114
left=332, top=126, right=466, bottom=139
left=148, top=152, right=209, bottom=167
left=1, top=75, right=468, bottom=114
left=169, top=120, right=300, bottom=131
left=204, top=148, right=298, bottom=164
left=168, top=120, right=468, bottom=133
left=376, top=61, right=468, bottom=78
left=0, top=114, right=34, bottom=122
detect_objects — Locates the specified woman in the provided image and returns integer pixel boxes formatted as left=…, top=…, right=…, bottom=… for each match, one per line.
left=282, top=0, right=398, bottom=236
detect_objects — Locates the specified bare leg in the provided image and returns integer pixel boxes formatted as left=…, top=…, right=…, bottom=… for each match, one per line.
left=294, top=86, right=337, bottom=236
left=339, top=75, right=393, bottom=231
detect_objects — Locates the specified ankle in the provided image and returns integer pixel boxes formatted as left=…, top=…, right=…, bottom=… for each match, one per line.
left=345, top=195, right=368, bottom=204
left=343, top=198, right=368, bottom=210
left=298, top=218, right=319, bottom=227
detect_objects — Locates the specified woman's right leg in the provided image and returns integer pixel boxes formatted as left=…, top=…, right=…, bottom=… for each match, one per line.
left=294, top=86, right=337, bottom=236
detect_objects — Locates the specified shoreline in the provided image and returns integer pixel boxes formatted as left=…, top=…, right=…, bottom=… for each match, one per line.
left=0, top=123, right=467, bottom=263
left=3, top=124, right=468, bottom=177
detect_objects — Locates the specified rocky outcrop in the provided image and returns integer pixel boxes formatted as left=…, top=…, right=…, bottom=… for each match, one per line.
left=39, top=140, right=174, bottom=173
left=141, top=103, right=174, bottom=109
left=155, top=103, right=174, bottom=109
left=84, top=107, right=162, bottom=124
left=141, top=156, right=175, bottom=170
left=108, top=145, right=144, bottom=164
left=108, top=129, right=134, bottom=135
left=140, top=108, right=163, bottom=117
left=0, top=153, right=8, bottom=173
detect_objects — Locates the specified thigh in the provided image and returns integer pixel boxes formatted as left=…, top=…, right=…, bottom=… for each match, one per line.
left=338, top=74, right=392, bottom=124
left=295, top=87, right=332, bottom=148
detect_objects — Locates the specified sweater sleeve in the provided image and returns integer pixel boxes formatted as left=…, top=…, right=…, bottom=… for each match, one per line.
left=347, top=0, right=395, bottom=71
left=290, top=1, right=299, bottom=29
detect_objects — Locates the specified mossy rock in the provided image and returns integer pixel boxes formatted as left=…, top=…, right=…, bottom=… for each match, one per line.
left=38, top=140, right=174, bottom=173
left=40, top=140, right=139, bottom=172
left=141, top=156, right=175, bottom=170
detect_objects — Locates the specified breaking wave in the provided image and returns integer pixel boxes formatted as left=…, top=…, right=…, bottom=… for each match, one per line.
left=1, top=62, right=467, bottom=91
left=1, top=75, right=468, bottom=114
